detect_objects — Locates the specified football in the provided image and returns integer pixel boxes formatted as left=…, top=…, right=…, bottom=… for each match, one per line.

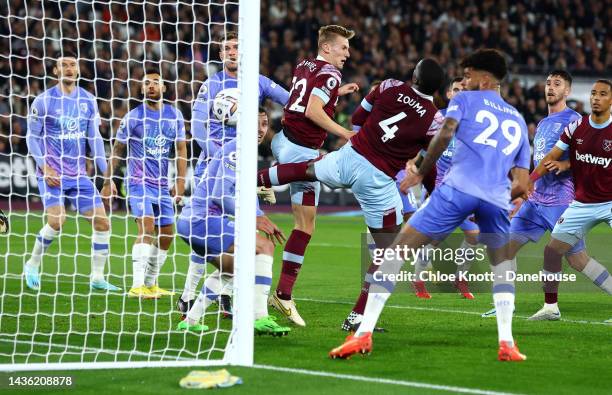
left=212, top=88, right=239, bottom=126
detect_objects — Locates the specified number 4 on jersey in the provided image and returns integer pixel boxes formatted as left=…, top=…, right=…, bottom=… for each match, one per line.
left=379, top=112, right=407, bottom=142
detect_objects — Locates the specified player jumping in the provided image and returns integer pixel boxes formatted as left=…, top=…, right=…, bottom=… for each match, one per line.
left=25, top=51, right=119, bottom=292
left=265, top=25, right=359, bottom=327
left=101, top=67, right=187, bottom=299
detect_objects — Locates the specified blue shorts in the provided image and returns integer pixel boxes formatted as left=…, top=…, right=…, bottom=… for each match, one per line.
left=552, top=200, right=612, bottom=247
left=314, top=143, right=403, bottom=228
left=128, top=183, right=175, bottom=226
left=177, top=208, right=235, bottom=260
left=395, top=170, right=418, bottom=214
left=37, top=176, right=102, bottom=214
left=409, top=184, right=508, bottom=248
left=271, top=131, right=321, bottom=206
left=510, top=200, right=585, bottom=255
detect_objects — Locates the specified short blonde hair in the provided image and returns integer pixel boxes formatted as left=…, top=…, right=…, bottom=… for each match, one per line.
left=318, top=25, right=355, bottom=49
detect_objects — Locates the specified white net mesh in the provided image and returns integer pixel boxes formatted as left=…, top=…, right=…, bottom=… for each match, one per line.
left=0, top=0, right=256, bottom=369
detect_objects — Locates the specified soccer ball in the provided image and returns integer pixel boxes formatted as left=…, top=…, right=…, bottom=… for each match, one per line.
left=212, top=88, right=239, bottom=126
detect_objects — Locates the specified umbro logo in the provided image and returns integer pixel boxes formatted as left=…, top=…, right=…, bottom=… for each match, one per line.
left=576, top=139, right=583, bottom=144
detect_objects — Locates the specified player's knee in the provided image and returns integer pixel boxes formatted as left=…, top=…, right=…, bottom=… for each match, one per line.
left=47, top=215, right=65, bottom=231
left=306, top=162, right=317, bottom=180
left=256, top=238, right=275, bottom=255
left=93, top=216, right=110, bottom=232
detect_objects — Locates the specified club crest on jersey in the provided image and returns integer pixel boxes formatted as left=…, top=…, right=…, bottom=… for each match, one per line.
left=80, top=103, right=88, bottom=113
left=326, top=77, right=337, bottom=90
left=603, top=139, right=612, bottom=152
left=535, top=138, right=546, bottom=151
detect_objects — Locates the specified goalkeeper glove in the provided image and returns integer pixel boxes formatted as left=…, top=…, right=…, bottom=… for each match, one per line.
left=256, top=186, right=276, bottom=205
left=0, top=208, right=8, bottom=234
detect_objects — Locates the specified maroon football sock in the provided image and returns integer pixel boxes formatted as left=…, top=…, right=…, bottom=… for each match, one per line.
left=276, top=229, right=311, bottom=300
left=543, top=245, right=562, bottom=304
left=258, top=162, right=310, bottom=187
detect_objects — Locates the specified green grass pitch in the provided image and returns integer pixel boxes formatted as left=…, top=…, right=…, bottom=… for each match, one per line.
left=0, top=212, right=610, bottom=394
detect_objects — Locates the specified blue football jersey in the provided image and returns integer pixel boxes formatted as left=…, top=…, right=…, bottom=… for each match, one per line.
left=442, top=90, right=531, bottom=209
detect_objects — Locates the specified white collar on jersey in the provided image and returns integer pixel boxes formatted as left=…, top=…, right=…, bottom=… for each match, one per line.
left=316, top=55, right=326, bottom=61
left=411, top=86, right=433, bottom=102
left=589, top=114, right=612, bottom=129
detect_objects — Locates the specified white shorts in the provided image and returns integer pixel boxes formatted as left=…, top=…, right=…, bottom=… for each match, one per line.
left=552, top=200, right=612, bottom=246
left=271, top=131, right=321, bottom=206
left=314, top=142, right=403, bottom=229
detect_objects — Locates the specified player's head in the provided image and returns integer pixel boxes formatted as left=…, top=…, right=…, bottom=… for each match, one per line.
left=590, top=79, right=612, bottom=116
left=220, top=31, right=238, bottom=73
left=412, top=58, right=444, bottom=96
left=459, top=49, right=507, bottom=91
left=545, top=70, right=572, bottom=106
left=53, top=50, right=79, bottom=84
left=317, top=25, right=355, bottom=70
left=142, top=67, right=165, bottom=101
left=258, top=106, right=269, bottom=144
left=369, top=80, right=382, bottom=94
left=446, top=77, right=464, bottom=100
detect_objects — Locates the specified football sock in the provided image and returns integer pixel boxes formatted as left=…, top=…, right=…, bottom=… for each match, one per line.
left=276, top=229, right=311, bottom=300
left=258, top=162, right=311, bottom=187
left=492, top=259, right=515, bottom=346
left=144, top=244, right=168, bottom=287
left=181, top=253, right=206, bottom=302
left=414, top=243, right=433, bottom=281
left=28, top=224, right=59, bottom=268
left=91, top=230, right=110, bottom=282
left=543, top=245, right=563, bottom=304
left=187, top=270, right=222, bottom=325
left=581, top=258, right=612, bottom=294
left=131, top=243, right=149, bottom=288
left=254, top=254, right=273, bottom=320
left=455, top=239, right=477, bottom=276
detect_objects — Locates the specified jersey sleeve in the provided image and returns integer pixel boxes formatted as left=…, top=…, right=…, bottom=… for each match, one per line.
left=86, top=97, right=107, bottom=173
left=26, top=95, right=46, bottom=169
left=211, top=144, right=237, bottom=216
left=115, top=112, right=130, bottom=144
left=191, top=80, right=213, bottom=150
left=514, top=125, right=532, bottom=169
left=425, top=110, right=445, bottom=141
left=557, top=118, right=582, bottom=151
left=261, top=75, right=290, bottom=106
left=310, top=65, right=341, bottom=105
left=175, top=108, right=187, bottom=141
left=351, top=87, right=380, bottom=129
left=444, top=92, right=467, bottom=123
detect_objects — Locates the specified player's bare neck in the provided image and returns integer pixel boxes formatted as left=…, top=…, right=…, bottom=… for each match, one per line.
left=224, top=67, right=237, bottom=78
left=548, top=101, right=566, bottom=116
left=59, top=81, right=76, bottom=95
left=145, top=100, right=162, bottom=111
left=591, top=112, right=611, bottom=125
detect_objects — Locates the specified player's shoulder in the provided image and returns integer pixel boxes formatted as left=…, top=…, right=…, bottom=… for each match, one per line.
left=163, top=103, right=184, bottom=118
left=315, top=60, right=342, bottom=79
left=76, top=86, right=96, bottom=101
left=377, top=78, right=405, bottom=93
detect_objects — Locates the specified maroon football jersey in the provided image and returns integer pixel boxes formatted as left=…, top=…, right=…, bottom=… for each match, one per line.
left=350, top=79, right=441, bottom=178
left=282, top=58, right=342, bottom=148
left=559, top=115, right=612, bottom=203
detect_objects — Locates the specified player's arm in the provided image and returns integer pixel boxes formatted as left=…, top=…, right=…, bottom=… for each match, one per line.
left=86, top=99, right=108, bottom=175
left=26, top=96, right=60, bottom=187
left=191, top=80, right=212, bottom=151
left=172, top=140, right=188, bottom=204
left=531, top=146, right=565, bottom=178
left=510, top=167, right=530, bottom=200
left=101, top=117, right=128, bottom=201
left=350, top=88, right=379, bottom=131
left=211, top=147, right=237, bottom=216
left=262, top=75, right=290, bottom=106
left=305, top=95, right=354, bottom=140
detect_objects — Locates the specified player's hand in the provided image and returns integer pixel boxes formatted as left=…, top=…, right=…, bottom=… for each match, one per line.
left=544, top=160, right=570, bottom=175
left=338, top=83, right=359, bottom=96
left=171, top=180, right=185, bottom=205
left=43, top=165, right=61, bottom=187
left=399, top=159, right=423, bottom=193
left=256, top=216, right=286, bottom=245
left=510, top=197, right=524, bottom=218
left=341, top=129, right=356, bottom=141
left=101, top=180, right=117, bottom=206
left=256, top=186, right=276, bottom=204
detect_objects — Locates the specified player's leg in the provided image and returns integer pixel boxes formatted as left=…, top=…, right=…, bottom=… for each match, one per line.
left=254, top=233, right=291, bottom=336
left=454, top=220, right=480, bottom=299
left=25, top=179, right=65, bottom=290
left=475, top=201, right=525, bottom=361
left=566, top=248, right=612, bottom=294
left=144, top=189, right=175, bottom=296
left=330, top=185, right=471, bottom=358
left=75, top=177, right=119, bottom=291
left=176, top=211, right=208, bottom=315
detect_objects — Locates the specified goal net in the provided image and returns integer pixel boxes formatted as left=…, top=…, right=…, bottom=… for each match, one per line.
left=0, top=0, right=258, bottom=370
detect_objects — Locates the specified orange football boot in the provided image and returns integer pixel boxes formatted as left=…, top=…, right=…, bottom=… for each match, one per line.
left=329, top=332, right=373, bottom=359
left=498, top=341, right=527, bottom=361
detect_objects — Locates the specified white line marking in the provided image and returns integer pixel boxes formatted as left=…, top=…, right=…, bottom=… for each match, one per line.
left=252, top=364, right=522, bottom=395
left=295, top=297, right=611, bottom=326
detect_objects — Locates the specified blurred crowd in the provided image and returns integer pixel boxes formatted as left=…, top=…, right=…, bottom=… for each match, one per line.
left=1, top=0, right=610, bottom=158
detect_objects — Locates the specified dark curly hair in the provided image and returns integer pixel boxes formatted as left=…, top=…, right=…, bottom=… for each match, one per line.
left=460, top=49, right=507, bottom=81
